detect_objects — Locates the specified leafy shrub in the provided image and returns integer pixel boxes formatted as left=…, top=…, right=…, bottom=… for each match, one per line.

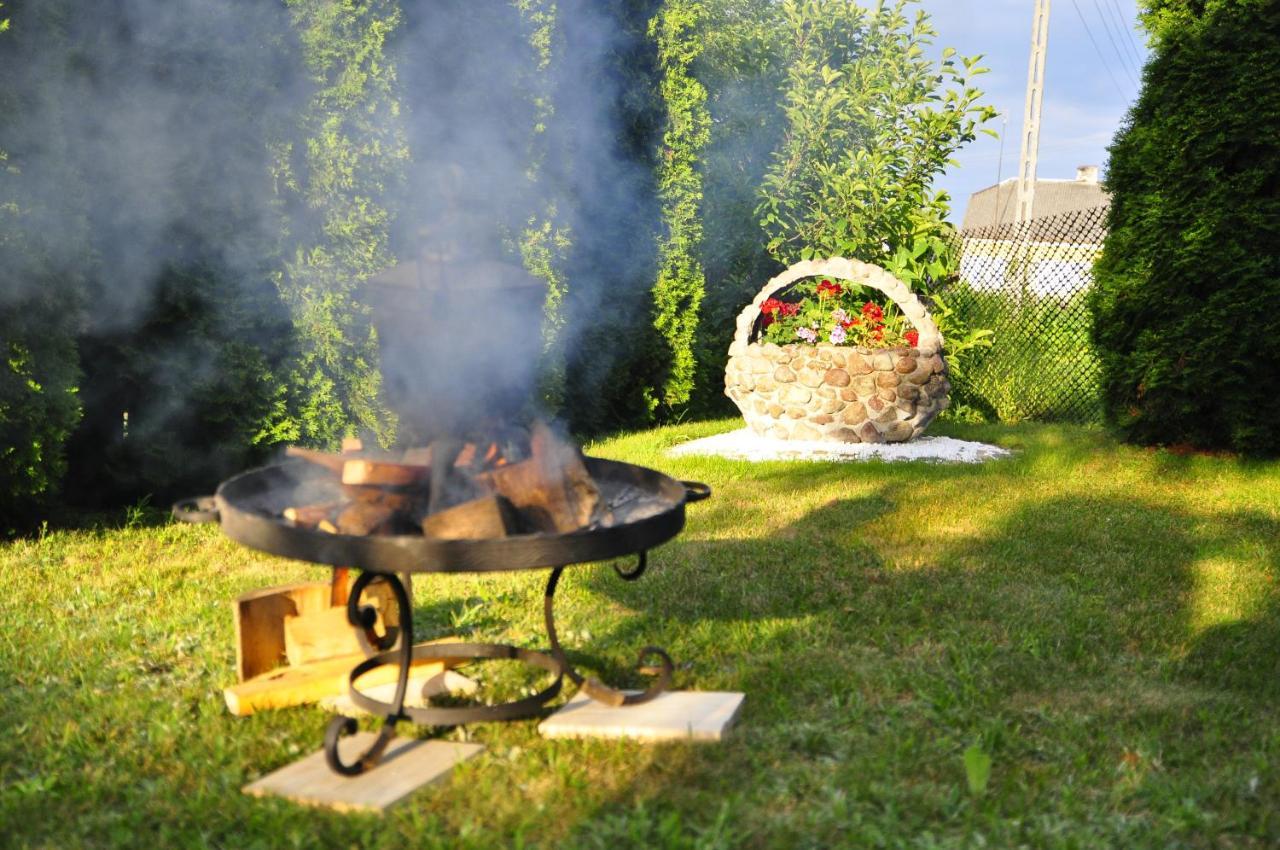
left=0, top=295, right=81, bottom=535
left=757, top=0, right=994, bottom=277
left=1090, top=0, right=1280, bottom=453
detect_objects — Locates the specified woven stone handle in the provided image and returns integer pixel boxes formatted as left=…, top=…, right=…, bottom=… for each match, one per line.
left=730, top=258, right=943, bottom=357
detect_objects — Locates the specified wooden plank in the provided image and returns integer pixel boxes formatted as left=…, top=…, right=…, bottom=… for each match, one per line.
left=233, top=582, right=333, bottom=682
left=283, top=605, right=370, bottom=668
left=538, top=691, right=745, bottom=742
left=224, top=640, right=462, bottom=717
left=243, top=735, right=484, bottom=813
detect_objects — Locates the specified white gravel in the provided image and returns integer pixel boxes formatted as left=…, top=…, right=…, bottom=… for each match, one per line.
left=668, top=428, right=1010, bottom=464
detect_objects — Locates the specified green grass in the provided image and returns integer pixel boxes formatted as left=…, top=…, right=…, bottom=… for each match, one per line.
left=3, top=420, right=1279, bottom=848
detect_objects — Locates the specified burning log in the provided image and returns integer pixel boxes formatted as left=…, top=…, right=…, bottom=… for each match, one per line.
left=341, top=458, right=430, bottom=487
left=334, top=501, right=398, bottom=536
left=283, top=502, right=341, bottom=528
left=341, top=485, right=414, bottom=512
left=283, top=421, right=605, bottom=539
left=485, top=421, right=601, bottom=533
left=421, top=495, right=515, bottom=540
left=285, top=446, right=349, bottom=473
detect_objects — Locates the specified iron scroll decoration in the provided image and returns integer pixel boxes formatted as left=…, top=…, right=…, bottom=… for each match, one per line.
left=173, top=460, right=711, bottom=775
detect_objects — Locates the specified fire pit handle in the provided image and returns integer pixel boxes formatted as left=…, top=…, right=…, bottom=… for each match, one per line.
left=681, top=481, right=712, bottom=503
left=171, top=496, right=219, bottom=524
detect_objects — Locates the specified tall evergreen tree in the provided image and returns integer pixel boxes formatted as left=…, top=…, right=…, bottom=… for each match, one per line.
left=0, top=0, right=84, bottom=531
left=649, top=0, right=711, bottom=412
left=1090, top=0, right=1280, bottom=454
left=276, top=0, right=409, bottom=448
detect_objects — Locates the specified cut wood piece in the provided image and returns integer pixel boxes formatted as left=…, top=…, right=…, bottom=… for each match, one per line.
left=453, top=443, right=478, bottom=469
left=223, top=641, right=462, bottom=716
left=283, top=502, right=342, bottom=528
left=242, top=736, right=484, bottom=813
left=233, top=575, right=397, bottom=681
left=285, top=446, right=349, bottom=473
left=341, top=437, right=364, bottom=453
left=486, top=421, right=602, bottom=533
left=334, top=501, right=397, bottom=536
left=421, top=495, right=514, bottom=541
left=401, top=446, right=433, bottom=466
left=341, top=458, right=430, bottom=487
left=283, top=603, right=381, bottom=667
left=233, top=581, right=336, bottom=682
left=341, top=485, right=413, bottom=512
left=317, top=519, right=339, bottom=534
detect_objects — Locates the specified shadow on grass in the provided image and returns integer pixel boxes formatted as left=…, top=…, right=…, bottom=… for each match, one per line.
left=547, top=477, right=1280, bottom=845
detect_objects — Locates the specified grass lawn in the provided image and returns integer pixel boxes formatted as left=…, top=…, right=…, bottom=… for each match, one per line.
left=2, top=420, right=1279, bottom=848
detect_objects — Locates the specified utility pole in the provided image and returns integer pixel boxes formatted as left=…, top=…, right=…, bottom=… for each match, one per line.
left=994, top=111, right=1009, bottom=228
left=1016, top=0, right=1051, bottom=224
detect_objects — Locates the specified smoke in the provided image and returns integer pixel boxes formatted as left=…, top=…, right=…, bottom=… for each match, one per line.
left=381, top=0, right=660, bottom=438
left=0, top=0, right=663, bottom=467
left=0, top=0, right=294, bottom=323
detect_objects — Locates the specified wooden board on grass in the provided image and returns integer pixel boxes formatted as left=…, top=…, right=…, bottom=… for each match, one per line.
left=243, top=734, right=483, bottom=813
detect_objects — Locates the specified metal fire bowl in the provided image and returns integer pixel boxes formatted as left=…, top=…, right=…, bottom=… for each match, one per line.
left=210, top=457, right=705, bottom=573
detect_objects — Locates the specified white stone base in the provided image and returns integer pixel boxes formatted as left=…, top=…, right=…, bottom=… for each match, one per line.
left=539, top=691, right=744, bottom=742
left=669, top=428, right=1009, bottom=464
left=243, top=734, right=483, bottom=813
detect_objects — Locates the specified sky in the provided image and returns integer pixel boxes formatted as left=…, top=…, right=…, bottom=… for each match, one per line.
left=925, top=0, right=1150, bottom=223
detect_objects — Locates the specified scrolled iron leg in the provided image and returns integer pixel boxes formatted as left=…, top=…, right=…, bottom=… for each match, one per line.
left=324, top=570, right=414, bottom=776
left=544, top=562, right=674, bottom=707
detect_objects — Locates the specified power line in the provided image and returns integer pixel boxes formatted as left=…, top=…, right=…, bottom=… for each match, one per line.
left=1106, top=0, right=1146, bottom=69
left=1090, top=0, right=1140, bottom=86
left=1069, top=0, right=1129, bottom=98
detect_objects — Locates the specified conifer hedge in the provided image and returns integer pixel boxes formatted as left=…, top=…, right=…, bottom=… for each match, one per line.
left=649, top=0, right=711, bottom=411
left=1090, top=0, right=1280, bottom=454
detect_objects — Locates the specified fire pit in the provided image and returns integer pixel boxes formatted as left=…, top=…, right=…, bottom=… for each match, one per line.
left=176, top=440, right=710, bottom=776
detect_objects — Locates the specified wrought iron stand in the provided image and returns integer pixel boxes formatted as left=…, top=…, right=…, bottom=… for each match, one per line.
left=324, top=552, right=672, bottom=776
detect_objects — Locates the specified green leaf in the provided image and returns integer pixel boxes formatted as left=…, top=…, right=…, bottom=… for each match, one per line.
left=963, top=744, right=992, bottom=795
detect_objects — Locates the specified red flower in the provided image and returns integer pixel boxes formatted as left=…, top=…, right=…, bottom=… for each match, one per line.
left=762, top=313, right=775, bottom=327
left=905, top=329, right=919, bottom=347
left=841, top=319, right=858, bottom=329
left=761, top=297, right=783, bottom=315
left=816, top=279, right=843, bottom=298
left=780, top=302, right=800, bottom=318
left=861, top=301, right=884, bottom=322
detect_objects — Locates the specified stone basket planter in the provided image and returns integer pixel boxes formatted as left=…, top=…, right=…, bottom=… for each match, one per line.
left=724, top=258, right=950, bottom=443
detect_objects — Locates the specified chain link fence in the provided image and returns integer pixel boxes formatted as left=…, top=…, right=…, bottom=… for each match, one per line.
left=946, top=205, right=1109, bottom=424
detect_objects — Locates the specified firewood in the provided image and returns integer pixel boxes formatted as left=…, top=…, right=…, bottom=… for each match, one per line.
left=282, top=502, right=342, bottom=528
left=335, top=501, right=398, bottom=535
left=341, top=485, right=414, bottom=512
left=341, top=437, right=364, bottom=453
left=401, top=446, right=433, bottom=466
left=283, top=603, right=381, bottom=667
left=285, top=445, right=349, bottom=473
left=341, top=458, right=430, bottom=487
left=486, top=422, right=602, bottom=533
left=454, top=442, right=478, bottom=468
left=222, top=640, right=463, bottom=717
left=421, top=495, right=515, bottom=540
left=317, top=519, right=339, bottom=534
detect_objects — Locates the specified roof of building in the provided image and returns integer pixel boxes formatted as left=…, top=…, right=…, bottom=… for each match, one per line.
left=961, top=169, right=1110, bottom=237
